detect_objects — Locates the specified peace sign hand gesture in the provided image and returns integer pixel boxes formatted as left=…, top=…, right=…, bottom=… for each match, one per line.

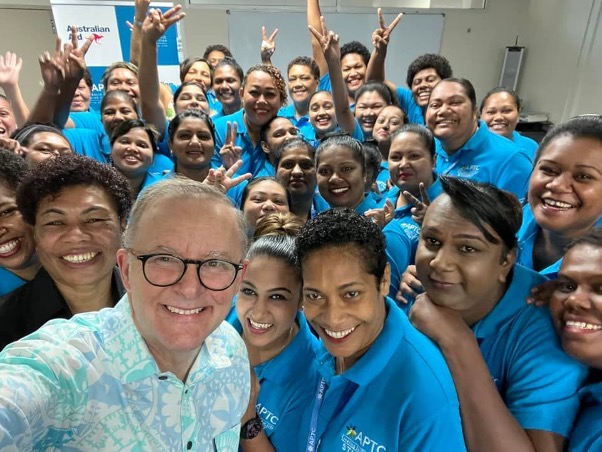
left=260, top=26, right=278, bottom=63
left=219, top=121, right=243, bottom=170
left=308, top=16, right=341, bottom=62
left=142, top=5, right=185, bottom=44
left=372, top=8, right=403, bottom=51
left=402, top=182, right=431, bottom=225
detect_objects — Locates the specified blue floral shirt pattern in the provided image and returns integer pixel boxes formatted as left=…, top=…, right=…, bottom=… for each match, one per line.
left=0, top=295, right=250, bottom=451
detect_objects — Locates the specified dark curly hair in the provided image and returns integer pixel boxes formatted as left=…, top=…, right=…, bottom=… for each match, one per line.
left=340, top=41, right=370, bottom=66
left=16, top=154, right=132, bottom=226
left=287, top=56, right=320, bottom=81
left=406, top=53, right=452, bottom=88
left=295, top=208, right=387, bottom=282
left=242, top=64, right=288, bottom=106
left=0, top=148, right=29, bottom=191
left=203, top=44, right=233, bottom=61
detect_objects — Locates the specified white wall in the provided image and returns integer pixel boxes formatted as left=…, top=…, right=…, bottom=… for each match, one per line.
left=1, top=0, right=600, bottom=123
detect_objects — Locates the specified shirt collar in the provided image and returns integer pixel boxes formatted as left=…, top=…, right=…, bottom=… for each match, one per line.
left=471, top=265, right=547, bottom=340
left=105, top=295, right=236, bottom=386
left=317, top=298, right=404, bottom=386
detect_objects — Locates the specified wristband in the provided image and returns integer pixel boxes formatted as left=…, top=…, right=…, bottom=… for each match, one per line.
left=240, top=415, right=263, bottom=440
left=133, top=18, right=144, bottom=27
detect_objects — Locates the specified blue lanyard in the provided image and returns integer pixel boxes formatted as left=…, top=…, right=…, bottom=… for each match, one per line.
left=306, top=377, right=327, bottom=452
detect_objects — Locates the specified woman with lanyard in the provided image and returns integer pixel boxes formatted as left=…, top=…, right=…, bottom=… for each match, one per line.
left=227, top=214, right=320, bottom=449
left=293, top=208, right=466, bottom=450
left=518, top=115, right=602, bottom=279
left=426, top=77, right=532, bottom=200
left=409, top=175, right=587, bottom=451
left=546, top=229, right=602, bottom=451
left=480, top=87, right=538, bottom=160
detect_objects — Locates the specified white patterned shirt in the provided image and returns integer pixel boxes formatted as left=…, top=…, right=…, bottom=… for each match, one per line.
left=0, top=295, right=250, bottom=451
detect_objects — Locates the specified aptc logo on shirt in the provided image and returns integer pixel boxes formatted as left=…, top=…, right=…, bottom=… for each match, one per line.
left=255, top=402, right=279, bottom=431
left=457, top=165, right=479, bottom=177
left=340, top=425, right=387, bottom=452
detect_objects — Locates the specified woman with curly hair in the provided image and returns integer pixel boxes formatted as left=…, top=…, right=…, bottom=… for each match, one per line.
left=293, top=208, right=465, bottom=450
left=0, top=154, right=132, bottom=349
left=212, top=64, right=288, bottom=177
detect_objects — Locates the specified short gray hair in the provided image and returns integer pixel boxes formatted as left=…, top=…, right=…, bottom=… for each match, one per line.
left=123, top=177, right=248, bottom=255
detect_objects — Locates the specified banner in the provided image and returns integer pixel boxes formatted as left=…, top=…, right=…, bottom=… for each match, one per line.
left=50, top=0, right=182, bottom=111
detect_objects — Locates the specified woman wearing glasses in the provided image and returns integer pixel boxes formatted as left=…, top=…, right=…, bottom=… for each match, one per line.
left=0, top=154, right=131, bottom=350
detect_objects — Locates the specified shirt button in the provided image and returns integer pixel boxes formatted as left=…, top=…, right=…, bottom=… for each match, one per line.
left=158, top=375, right=168, bottom=380
left=187, top=441, right=193, bottom=450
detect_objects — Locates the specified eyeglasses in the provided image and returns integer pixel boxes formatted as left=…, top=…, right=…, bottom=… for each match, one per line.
left=128, top=250, right=244, bottom=291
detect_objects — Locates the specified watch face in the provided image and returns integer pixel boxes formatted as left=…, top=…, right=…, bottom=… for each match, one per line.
left=241, top=416, right=264, bottom=440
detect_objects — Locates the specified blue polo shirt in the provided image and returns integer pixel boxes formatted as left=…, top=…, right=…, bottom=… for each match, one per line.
left=512, top=130, right=539, bottom=162
left=298, top=297, right=466, bottom=451
left=64, top=128, right=111, bottom=164
left=375, top=161, right=389, bottom=194
left=226, top=308, right=321, bottom=449
left=384, top=179, right=442, bottom=298
left=0, top=268, right=26, bottom=298
left=472, top=264, right=588, bottom=436
left=435, top=120, right=532, bottom=200
left=317, top=73, right=355, bottom=111
left=69, top=110, right=104, bottom=134
left=517, top=204, right=562, bottom=278
left=307, top=119, right=365, bottom=150
left=278, top=104, right=316, bottom=143
left=518, top=204, right=602, bottom=279
left=254, top=313, right=320, bottom=449
left=316, top=192, right=385, bottom=215
left=396, top=87, right=425, bottom=125
left=569, top=381, right=602, bottom=451
left=212, top=110, right=269, bottom=177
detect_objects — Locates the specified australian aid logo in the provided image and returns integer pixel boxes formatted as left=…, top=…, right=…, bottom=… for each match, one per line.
left=67, top=25, right=110, bottom=44
left=340, top=425, right=387, bottom=452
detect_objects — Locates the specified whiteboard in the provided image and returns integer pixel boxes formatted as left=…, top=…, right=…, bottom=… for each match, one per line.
left=227, top=11, right=444, bottom=88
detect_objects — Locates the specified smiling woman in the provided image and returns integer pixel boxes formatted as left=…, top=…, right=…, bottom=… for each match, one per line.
left=517, top=116, right=602, bottom=278
left=0, top=154, right=131, bottom=350
left=411, top=176, right=588, bottom=452
left=292, top=208, right=466, bottom=450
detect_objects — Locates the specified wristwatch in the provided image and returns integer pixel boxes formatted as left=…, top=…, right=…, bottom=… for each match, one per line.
left=240, top=414, right=263, bottom=440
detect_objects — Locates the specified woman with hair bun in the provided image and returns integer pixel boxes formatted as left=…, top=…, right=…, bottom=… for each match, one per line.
left=227, top=214, right=319, bottom=450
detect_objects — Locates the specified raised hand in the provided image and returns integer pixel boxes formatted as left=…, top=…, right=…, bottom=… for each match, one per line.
left=372, top=8, right=403, bottom=51
left=308, top=16, right=341, bottom=62
left=142, top=5, right=185, bottom=44
left=38, top=38, right=65, bottom=92
left=260, top=25, right=278, bottom=62
left=62, top=25, right=94, bottom=83
left=526, top=280, right=557, bottom=307
left=364, top=199, right=395, bottom=229
left=402, top=182, right=431, bottom=225
left=204, top=160, right=252, bottom=194
left=0, top=52, right=23, bottom=90
left=219, top=122, right=243, bottom=170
